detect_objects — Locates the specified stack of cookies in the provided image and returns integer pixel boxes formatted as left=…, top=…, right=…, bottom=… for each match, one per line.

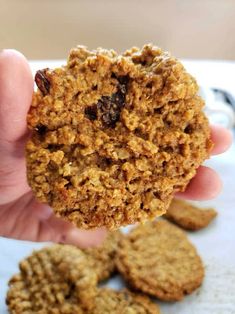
left=7, top=205, right=217, bottom=314
left=6, top=229, right=161, bottom=314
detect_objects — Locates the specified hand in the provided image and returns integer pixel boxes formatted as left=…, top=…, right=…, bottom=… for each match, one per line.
left=177, top=124, right=232, bottom=200
left=0, top=50, right=232, bottom=245
left=0, top=49, right=106, bottom=247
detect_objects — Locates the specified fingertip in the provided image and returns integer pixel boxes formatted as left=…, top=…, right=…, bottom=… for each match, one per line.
left=0, top=49, right=33, bottom=142
left=0, top=49, right=33, bottom=81
left=210, top=124, right=233, bottom=155
left=62, top=228, right=107, bottom=248
left=177, top=166, right=223, bottom=201
left=1, top=49, right=27, bottom=60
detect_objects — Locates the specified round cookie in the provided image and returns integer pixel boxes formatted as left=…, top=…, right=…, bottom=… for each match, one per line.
left=84, top=231, right=123, bottom=281
left=164, top=198, right=217, bottom=231
left=91, top=288, right=161, bottom=314
left=6, top=244, right=97, bottom=313
left=116, top=220, right=204, bottom=301
left=26, top=44, right=212, bottom=229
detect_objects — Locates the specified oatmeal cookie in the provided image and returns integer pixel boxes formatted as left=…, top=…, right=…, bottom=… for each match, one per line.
left=84, top=230, right=123, bottom=281
left=116, top=220, right=204, bottom=301
left=26, top=44, right=212, bottom=229
left=164, top=198, right=217, bottom=230
left=6, top=244, right=97, bottom=313
left=91, top=288, right=161, bottom=314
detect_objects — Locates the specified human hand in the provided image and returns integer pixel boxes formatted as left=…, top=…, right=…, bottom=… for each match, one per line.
left=176, top=124, right=232, bottom=200
left=0, top=49, right=106, bottom=247
left=0, top=50, right=232, bottom=244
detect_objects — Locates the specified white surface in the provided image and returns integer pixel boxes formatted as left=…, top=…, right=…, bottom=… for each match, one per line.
left=182, top=60, right=235, bottom=99
left=0, top=60, right=235, bottom=313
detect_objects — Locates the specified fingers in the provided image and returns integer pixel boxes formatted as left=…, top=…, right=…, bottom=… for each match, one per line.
left=61, top=227, right=108, bottom=248
left=176, top=166, right=222, bottom=200
left=0, top=49, right=33, bottom=144
left=210, top=125, right=233, bottom=155
left=0, top=192, right=107, bottom=248
left=39, top=212, right=107, bottom=248
left=0, top=50, right=33, bottom=202
left=176, top=125, right=231, bottom=201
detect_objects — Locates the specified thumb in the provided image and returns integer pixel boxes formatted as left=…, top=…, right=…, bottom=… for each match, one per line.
left=0, top=49, right=33, bottom=146
left=0, top=50, right=33, bottom=203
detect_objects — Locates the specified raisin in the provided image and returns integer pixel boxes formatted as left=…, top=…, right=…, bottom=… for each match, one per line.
left=85, top=105, right=98, bottom=120
left=97, top=157, right=113, bottom=170
left=97, top=96, right=123, bottom=128
left=185, top=124, right=193, bottom=134
left=85, top=76, right=128, bottom=127
left=116, top=75, right=129, bottom=85
left=35, top=69, right=50, bottom=96
left=35, top=124, right=47, bottom=136
left=134, top=128, right=148, bottom=140
left=154, top=107, right=163, bottom=114
left=98, top=77, right=128, bottom=127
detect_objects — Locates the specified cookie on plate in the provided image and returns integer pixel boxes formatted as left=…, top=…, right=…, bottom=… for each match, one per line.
left=91, top=288, right=161, bottom=314
left=6, top=245, right=97, bottom=313
left=116, top=220, right=204, bottom=301
left=84, top=230, right=123, bottom=281
left=164, top=198, right=217, bottom=230
left=26, top=44, right=212, bottom=229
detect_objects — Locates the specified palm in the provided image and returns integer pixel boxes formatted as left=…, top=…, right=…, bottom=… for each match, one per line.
left=0, top=50, right=106, bottom=247
left=0, top=144, right=62, bottom=242
left=0, top=140, right=41, bottom=240
left=0, top=49, right=232, bottom=245
left=0, top=137, right=104, bottom=246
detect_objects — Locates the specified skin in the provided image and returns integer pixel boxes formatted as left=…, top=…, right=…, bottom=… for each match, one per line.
left=0, top=50, right=232, bottom=247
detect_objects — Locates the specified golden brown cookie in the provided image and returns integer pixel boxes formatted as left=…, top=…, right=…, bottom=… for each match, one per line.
left=164, top=198, right=217, bottom=230
left=116, top=220, right=204, bottom=301
left=6, top=244, right=97, bottom=314
left=84, top=231, right=123, bottom=281
left=26, top=44, right=212, bottom=229
left=91, top=288, right=161, bottom=314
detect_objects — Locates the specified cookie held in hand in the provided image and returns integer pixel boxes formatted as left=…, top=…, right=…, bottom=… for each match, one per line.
left=26, top=44, right=212, bottom=229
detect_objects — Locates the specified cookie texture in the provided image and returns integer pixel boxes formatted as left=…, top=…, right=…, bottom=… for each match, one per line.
left=6, top=245, right=97, bottom=314
left=165, top=198, right=217, bottom=230
left=84, top=231, right=123, bottom=281
left=26, top=44, right=212, bottom=229
left=116, top=220, right=204, bottom=301
left=91, top=288, right=160, bottom=314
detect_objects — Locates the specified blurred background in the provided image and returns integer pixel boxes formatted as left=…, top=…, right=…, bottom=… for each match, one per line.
left=0, top=0, right=235, bottom=60
left=1, top=0, right=235, bottom=128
